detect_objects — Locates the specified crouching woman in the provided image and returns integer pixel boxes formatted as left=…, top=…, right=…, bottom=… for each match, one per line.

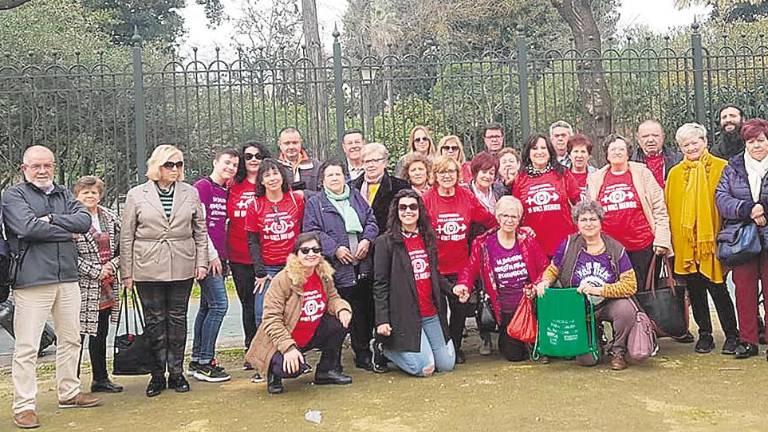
left=245, top=232, right=353, bottom=394
left=372, top=189, right=455, bottom=376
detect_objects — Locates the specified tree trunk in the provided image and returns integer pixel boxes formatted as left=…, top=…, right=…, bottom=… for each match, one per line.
left=0, top=0, right=32, bottom=10
left=551, top=0, right=613, bottom=164
left=301, top=0, right=330, bottom=159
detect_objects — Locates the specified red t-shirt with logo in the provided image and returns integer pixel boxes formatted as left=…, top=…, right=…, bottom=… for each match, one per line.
left=227, top=180, right=256, bottom=264
left=597, top=171, right=655, bottom=251
left=645, top=154, right=666, bottom=188
left=244, top=191, right=304, bottom=266
left=513, top=170, right=580, bottom=256
left=291, top=272, right=327, bottom=348
left=403, top=234, right=437, bottom=318
left=422, top=186, right=497, bottom=275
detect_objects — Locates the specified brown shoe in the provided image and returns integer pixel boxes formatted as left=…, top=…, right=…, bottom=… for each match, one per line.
left=13, top=410, right=40, bottom=429
left=58, top=392, right=103, bottom=409
left=610, top=353, right=627, bottom=371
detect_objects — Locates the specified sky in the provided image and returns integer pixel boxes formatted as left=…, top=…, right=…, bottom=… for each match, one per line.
left=179, top=0, right=713, bottom=61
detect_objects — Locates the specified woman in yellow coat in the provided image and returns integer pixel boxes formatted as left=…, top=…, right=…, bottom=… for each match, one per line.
left=665, top=123, right=738, bottom=355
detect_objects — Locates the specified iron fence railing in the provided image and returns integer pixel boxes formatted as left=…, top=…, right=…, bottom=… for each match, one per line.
left=2, top=23, right=768, bottom=203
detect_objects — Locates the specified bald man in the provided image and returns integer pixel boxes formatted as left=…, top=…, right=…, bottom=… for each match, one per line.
left=2, top=146, right=100, bottom=429
left=630, top=120, right=682, bottom=188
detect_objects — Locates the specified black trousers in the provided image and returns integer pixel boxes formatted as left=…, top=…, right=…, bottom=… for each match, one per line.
left=230, top=262, right=257, bottom=349
left=444, top=274, right=474, bottom=351
left=78, top=308, right=111, bottom=381
left=338, top=278, right=375, bottom=360
left=628, top=246, right=655, bottom=290
left=269, top=314, right=347, bottom=377
left=683, top=272, right=739, bottom=338
left=498, top=311, right=528, bottom=362
left=136, top=279, right=193, bottom=377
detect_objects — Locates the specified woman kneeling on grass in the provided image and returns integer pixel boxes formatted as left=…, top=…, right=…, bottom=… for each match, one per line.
left=245, top=232, right=353, bottom=394
left=373, top=189, right=456, bottom=376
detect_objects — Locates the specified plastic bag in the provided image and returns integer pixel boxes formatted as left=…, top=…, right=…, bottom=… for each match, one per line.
left=506, top=294, right=537, bottom=343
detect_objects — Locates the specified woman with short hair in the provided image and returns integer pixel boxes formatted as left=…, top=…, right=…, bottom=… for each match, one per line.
left=497, top=148, right=521, bottom=191
left=401, top=153, right=432, bottom=195
left=121, top=145, right=209, bottom=397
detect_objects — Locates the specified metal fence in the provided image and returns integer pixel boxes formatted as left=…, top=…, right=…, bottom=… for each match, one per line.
left=2, top=23, right=768, bottom=204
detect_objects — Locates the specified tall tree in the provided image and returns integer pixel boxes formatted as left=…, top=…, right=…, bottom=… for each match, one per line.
left=230, top=0, right=302, bottom=60
left=551, top=0, right=613, bottom=163
left=301, top=0, right=330, bottom=157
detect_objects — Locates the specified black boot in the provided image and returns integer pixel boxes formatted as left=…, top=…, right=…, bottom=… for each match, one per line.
left=91, top=379, right=124, bottom=393
left=314, top=370, right=352, bottom=385
left=168, top=374, right=190, bottom=393
left=371, top=341, right=389, bottom=374
left=146, top=375, right=166, bottom=398
left=267, top=370, right=284, bottom=394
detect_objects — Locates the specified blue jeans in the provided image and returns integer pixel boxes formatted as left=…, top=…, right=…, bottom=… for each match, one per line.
left=384, top=315, right=455, bottom=376
left=191, top=272, right=229, bottom=364
left=254, top=265, right=284, bottom=328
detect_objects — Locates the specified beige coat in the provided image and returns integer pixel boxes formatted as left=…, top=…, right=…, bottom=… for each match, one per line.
left=587, top=161, right=673, bottom=253
left=120, top=180, right=208, bottom=282
left=245, top=255, right=351, bottom=374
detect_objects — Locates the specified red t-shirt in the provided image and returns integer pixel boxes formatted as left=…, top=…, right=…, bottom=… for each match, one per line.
left=423, top=186, right=497, bottom=275
left=291, top=272, right=327, bottom=348
left=597, top=171, right=655, bottom=251
left=244, top=191, right=304, bottom=266
left=513, top=170, right=580, bottom=257
left=645, top=154, right=665, bottom=188
left=227, top=181, right=256, bottom=264
left=403, top=234, right=437, bottom=318
left=571, top=170, right=589, bottom=196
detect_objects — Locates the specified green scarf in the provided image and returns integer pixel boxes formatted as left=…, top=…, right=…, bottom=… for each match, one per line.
left=325, top=185, right=363, bottom=234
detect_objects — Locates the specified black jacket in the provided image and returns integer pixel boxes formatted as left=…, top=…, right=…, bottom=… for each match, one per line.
left=629, top=147, right=683, bottom=181
left=351, top=171, right=409, bottom=235
left=373, top=232, right=451, bottom=352
left=1, top=182, right=90, bottom=289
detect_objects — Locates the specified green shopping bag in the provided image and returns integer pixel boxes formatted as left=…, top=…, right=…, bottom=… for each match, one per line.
left=532, top=287, right=599, bottom=360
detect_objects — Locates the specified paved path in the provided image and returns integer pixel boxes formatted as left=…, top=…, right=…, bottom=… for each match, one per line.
left=0, top=296, right=247, bottom=368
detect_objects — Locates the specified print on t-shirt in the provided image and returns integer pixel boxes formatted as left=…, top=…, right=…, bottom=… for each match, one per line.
left=435, top=212, right=468, bottom=242
left=600, top=182, right=638, bottom=212
left=232, top=192, right=254, bottom=218
left=410, top=248, right=430, bottom=281
left=525, top=183, right=562, bottom=213
left=574, top=260, right=614, bottom=287
left=263, top=209, right=297, bottom=241
left=300, top=289, right=326, bottom=324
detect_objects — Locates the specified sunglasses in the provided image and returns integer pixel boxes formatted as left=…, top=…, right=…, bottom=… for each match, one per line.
left=441, top=145, right=460, bottom=152
left=413, top=137, right=430, bottom=143
left=162, top=161, right=184, bottom=169
left=298, top=246, right=323, bottom=255
left=398, top=203, right=419, bottom=211
left=244, top=152, right=264, bottom=161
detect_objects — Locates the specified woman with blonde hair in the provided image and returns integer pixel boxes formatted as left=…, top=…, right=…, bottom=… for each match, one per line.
left=436, top=135, right=473, bottom=184
left=401, top=153, right=432, bottom=195
left=395, top=126, right=437, bottom=178
left=121, top=144, right=209, bottom=397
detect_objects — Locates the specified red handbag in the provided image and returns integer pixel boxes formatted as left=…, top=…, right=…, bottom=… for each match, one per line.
left=507, top=293, right=537, bottom=343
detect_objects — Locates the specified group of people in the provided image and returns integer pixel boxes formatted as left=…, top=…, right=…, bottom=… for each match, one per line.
left=2, top=106, right=767, bottom=429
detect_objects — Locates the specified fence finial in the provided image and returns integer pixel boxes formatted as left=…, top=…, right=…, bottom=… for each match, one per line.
left=332, top=24, right=340, bottom=40
left=691, top=20, right=700, bottom=33
left=131, top=25, right=142, bottom=46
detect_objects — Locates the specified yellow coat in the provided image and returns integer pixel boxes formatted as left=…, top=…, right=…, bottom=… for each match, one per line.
left=664, top=155, right=727, bottom=283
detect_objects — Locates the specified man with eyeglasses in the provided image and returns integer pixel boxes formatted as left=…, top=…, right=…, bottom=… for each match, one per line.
left=342, top=128, right=366, bottom=181
left=350, top=142, right=408, bottom=371
left=2, top=146, right=101, bottom=429
left=276, top=127, right=321, bottom=191
left=483, top=123, right=506, bottom=157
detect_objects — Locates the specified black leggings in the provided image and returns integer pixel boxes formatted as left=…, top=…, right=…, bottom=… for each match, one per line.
left=78, top=308, right=111, bottom=381
left=230, top=262, right=257, bottom=349
left=498, top=311, right=528, bottom=361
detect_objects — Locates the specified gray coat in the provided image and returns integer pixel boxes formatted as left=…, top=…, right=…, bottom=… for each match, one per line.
left=1, top=182, right=91, bottom=289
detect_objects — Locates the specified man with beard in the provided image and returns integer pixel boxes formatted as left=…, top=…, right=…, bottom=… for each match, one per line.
left=711, top=104, right=746, bottom=159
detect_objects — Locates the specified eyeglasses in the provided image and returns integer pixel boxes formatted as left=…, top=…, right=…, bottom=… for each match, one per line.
left=577, top=217, right=600, bottom=224
left=25, top=163, right=55, bottom=172
left=244, top=152, right=263, bottom=161
left=436, top=169, right=458, bottom=176
left=363, top=157, right=385, bottom=165
left=413, top=137, right=430, bottom=143
left=298, top=246, right=323, bottom=255
left=162, top=161, right=184, bottom=170
left=485, top=135, right=503, bottom=140
left=441, top=145, right=460, bottom=152
left=398, top=203, right=419, bottom=211
left=497, top=214, right=519, bottom=221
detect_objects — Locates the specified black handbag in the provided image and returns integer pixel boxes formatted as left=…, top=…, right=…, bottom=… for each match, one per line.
left=635, top=256, right=687, bottom=338
left=717, top=221, right=761, bottom=267
left=475, top=282, right=498, bottom=333
left=113, top=288, right=153, bottom=376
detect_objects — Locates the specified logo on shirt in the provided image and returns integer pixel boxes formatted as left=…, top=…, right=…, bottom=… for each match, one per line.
left=301, top=291, right=326, bottom=322
left=234, top=193, right=255, bottom=218
left=600, top=183, right=638, bottom=211
left=263, top=212, right=297, bottom=241
left=525, top=184, right=562, bottom=213
left=575, top=261, right=612, bottom=286
left=435, top=213, right=467, bottom=241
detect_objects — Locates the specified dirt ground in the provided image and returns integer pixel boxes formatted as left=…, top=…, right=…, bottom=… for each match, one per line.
left=1, top=334, right=766, bottom=432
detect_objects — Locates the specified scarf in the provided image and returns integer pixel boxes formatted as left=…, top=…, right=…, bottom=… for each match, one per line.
left=679, top=150, right=717, bottom=266
left=523, top=163, right=553, bottom=177
left=325, top=185, right=363, bottom=234
left=744, top=152, right=768, bottom=202
left=471, top=181, right=496, bottom=213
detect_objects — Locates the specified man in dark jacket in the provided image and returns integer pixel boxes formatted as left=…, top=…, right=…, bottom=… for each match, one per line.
left=2, top=146, right=100, bottom=429
left=630, top=119, right=683, bottom=188
left=276, top=127, right=321, bottom=191
left=711, top=104, right=746, bottom=160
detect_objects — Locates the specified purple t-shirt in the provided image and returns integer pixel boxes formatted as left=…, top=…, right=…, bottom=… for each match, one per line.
left=552, top=240, right=632, bottom=287
left=486, top=234, right=529, bottom=313
left=194, top=177, right=228, bottom=259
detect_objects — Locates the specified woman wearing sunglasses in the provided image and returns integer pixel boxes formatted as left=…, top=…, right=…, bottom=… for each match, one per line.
left=227, top=141, right=271, bottom=371
left=395, top=125, right=437, bottom=178
left=373, top=189, right=455, bottom=376
left=437, top=135, right=472, bottom=184
left=120, top=145, right=209, bottom=397
left=243, top=158, right=305, bottom=381
left=245, top=232, right=353, bottom=394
